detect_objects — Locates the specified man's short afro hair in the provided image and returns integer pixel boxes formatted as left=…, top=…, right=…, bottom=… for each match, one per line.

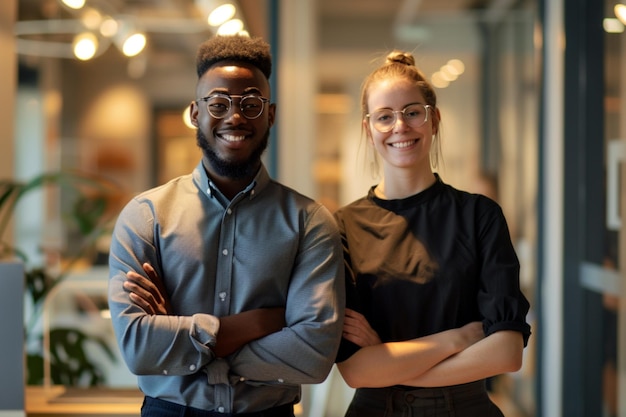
left=196, top=35, right=272, bottom=80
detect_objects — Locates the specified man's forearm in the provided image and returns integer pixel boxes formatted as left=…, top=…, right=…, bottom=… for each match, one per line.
left=214, top=308, right=286, bottom=357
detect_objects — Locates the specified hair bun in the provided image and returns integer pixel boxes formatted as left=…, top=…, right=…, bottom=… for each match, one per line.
left=386, top=51, right=415, bottom=67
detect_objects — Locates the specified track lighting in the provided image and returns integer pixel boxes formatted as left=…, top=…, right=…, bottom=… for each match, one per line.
left=208, top=4, right=236, bottom=26
left=121, top=33, right=146, bottom=57
left=16, top=0, right=248, bottom=63
left=113, top=21, right=146, bottom=57
left=72, top=32, right=98, bottom=60
left=61, top=0, right=85, bottom=10
left=615, top=3, right=626, bottom=25
left=217, top=18, right=244, bottom=35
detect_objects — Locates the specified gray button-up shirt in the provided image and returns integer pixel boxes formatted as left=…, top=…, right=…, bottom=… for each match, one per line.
left=108, top=162, right=344, bottom=413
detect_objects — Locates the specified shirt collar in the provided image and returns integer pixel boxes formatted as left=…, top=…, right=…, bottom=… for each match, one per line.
left=192, top=161, right=271, bottom=202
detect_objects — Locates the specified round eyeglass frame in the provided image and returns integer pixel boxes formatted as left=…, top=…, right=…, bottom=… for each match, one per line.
left=196, top=93, right=270, bottom=120
left=366, top=104, right=433, bottom=133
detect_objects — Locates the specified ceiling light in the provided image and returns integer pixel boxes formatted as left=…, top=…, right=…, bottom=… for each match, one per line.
left=121, top=33, right=146, bottom=57
left=216, top=18, right=243, bottom=35
left=615, top=4, right=626, bottom=25
left=81, top=8, right=103, bottom=31
left=15, top=18, right=110, bottom=59
left=99, top=17, right=119, bottom=38
left=73, top=32, right=98, bottom=60
left=446, top=59, right=465, bottom=76
left=113, top=20, right=147, bottom=57
left=208, top=3, right=236, bottom=26
left=440, top=65, right=459, bottom=82
left=61, top=0, right=86, bottom=10
left=603, top=17, right=624, bottom=33
left=431, top=72, right=449, bottom=89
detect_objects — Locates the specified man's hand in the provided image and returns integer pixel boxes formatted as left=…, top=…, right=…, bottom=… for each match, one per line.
left=123, top=263, right=171, bottom=314
left=123, top=263, right=286, bottom=357
left=342, top=308, right=381, bottom=347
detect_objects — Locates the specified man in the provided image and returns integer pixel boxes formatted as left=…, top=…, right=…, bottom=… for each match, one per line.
left=108, top=35, right=345, bottom=417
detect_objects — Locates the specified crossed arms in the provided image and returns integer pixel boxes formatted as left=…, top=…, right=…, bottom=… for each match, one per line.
left=338, top=308, right=524, bottom=388
left=124, top=263, right=285, bottom=358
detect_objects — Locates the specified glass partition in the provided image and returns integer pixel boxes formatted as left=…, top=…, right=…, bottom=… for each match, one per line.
left=602, top=4, right=625, bottom=414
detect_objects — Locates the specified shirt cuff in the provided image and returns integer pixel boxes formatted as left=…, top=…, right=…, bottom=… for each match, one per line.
left=190, top=313, right=220, bottom=347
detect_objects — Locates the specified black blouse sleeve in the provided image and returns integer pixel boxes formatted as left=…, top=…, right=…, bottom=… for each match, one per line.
left=334, top=210, right=362, bottom=363
left=475, top=197, right=532, bottom=346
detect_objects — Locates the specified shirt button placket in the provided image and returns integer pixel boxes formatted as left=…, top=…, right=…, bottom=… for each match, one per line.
left=216, top=205, right=234, bottom=314
left=219, top=248, right=229, bottom=305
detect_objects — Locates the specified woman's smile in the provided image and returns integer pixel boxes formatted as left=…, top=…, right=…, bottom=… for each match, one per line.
left=388, top=138, right=418, bottom=149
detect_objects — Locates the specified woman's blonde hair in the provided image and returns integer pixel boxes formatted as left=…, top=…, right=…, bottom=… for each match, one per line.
left=360, top=50, right=443, bottom=176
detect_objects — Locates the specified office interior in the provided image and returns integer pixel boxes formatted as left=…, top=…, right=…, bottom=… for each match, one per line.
left=0, top=0, right=625, bottom=416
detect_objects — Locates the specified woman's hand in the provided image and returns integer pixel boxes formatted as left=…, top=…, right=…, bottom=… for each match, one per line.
left=342, top=308, right=381, bottom=347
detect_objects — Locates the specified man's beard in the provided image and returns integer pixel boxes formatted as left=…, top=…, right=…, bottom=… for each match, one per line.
left=196, top=128, right=269, bottom=179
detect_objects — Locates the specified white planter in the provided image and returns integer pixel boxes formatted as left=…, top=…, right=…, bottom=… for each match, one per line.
left=0, top=261, right=25, bottom=416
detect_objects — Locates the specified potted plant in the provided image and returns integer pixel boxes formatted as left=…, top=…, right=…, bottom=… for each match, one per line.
left=0, top=170, right=123, bottom=386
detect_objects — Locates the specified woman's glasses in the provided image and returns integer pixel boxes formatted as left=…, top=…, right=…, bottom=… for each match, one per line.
left=366, top=104, right=432, bottom=133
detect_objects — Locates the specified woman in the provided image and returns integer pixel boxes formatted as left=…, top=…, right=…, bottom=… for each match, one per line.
left=334, top=50, right=531, bottom=416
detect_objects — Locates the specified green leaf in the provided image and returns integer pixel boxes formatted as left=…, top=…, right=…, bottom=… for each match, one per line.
left=26, top=353, right=45, bottom=385
left=48, top=327, right=117, bottom=387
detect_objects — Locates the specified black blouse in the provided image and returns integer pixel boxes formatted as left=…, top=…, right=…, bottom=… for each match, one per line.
left=334, top=174, right=531, bottom=362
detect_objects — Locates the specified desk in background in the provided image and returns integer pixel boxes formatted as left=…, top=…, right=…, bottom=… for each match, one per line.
left=26, top=386, right=142, bottom=417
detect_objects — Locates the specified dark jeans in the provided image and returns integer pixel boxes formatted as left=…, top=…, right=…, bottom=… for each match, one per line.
left=345, top=380, right=504, bottom=417
left=141, top=396, right=295, bottom=417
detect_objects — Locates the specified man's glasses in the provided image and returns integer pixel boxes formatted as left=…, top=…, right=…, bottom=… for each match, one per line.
left=366, top=104, right=432, bottom=133
left=196, top=93, right=270, bottom=120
